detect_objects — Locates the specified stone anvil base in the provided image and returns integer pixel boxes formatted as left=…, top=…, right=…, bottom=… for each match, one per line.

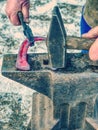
left=1, top=53, right=98, bottom=130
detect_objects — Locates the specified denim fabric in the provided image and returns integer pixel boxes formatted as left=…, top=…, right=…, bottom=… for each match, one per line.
left=80, top=14, right=91, bottom=35
left=80, top=7, right=91, bottom=35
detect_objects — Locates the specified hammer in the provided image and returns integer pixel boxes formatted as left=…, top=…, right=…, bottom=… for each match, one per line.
left=47, top=6, right=94, bottom=69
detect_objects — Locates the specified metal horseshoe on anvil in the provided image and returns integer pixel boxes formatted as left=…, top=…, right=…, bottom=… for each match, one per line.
left=15, top=11, right=46, bottom=71
left=16, top=6, right=95, bottom=71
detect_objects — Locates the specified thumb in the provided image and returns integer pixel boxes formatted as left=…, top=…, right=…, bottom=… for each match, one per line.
left=82, top=26, right=98, bottom=39
left=10, top=12, right=20, bottom=25
left=89, top=38, right=98, bottom=61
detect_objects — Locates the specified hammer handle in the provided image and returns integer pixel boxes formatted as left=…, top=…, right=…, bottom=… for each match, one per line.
left=66, top=36, right=95, bottom=50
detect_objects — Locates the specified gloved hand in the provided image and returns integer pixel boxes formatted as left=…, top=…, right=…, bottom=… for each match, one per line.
left=5, top=0, right=30, bottom=25
left=82, top=26, right=98, bottom=61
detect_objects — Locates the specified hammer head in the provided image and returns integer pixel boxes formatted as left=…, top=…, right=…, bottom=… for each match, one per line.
left=47, top=6, right=67, bottom=69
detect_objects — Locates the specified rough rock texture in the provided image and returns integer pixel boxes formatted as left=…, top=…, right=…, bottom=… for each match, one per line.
left=0, top=93, right=28, bottom=130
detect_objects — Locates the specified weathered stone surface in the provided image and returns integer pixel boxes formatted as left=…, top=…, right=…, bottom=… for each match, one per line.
left=0, top=92, right=28, bottom=130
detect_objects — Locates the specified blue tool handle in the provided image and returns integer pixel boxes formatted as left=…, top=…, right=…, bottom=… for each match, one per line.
left=81, top=49, right=88, bottom=54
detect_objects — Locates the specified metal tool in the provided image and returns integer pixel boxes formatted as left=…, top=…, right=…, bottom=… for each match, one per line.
left=15, top=11, right=46, bottom=71
left=17, top=7, right=95, bottom=70
left=47, top=6, right=94, bottom=69
left=18, top=11, right=34, bottom=46
left=47, top=6, right=66, bottom=69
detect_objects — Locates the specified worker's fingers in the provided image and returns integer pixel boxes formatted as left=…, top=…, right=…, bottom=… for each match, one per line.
left=22, top=6, right=30, bottom=23
left=5, top=0, right=21, bottom=25
left=82, top=26, right=98, bottom=39
left=5, top=0, right=30, bottom=25
left=5, top=9, right=21, bottom=26
left=21, top=0, right=30, bottom=23
left=9, top=12, right=21, bottom=26
left=89, top=38, right=98, bottom=61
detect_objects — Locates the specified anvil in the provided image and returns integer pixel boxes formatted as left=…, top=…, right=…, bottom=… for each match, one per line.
left=1, top=5, right=98, bottom=130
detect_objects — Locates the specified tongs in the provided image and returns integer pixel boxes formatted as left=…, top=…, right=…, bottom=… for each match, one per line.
left=18, top=11, right=34, bottom=46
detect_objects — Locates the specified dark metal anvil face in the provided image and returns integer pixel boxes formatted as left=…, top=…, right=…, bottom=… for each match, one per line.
left=2, top=53, right=98, bottom=97
left=1, top=53, right=98, bottom=130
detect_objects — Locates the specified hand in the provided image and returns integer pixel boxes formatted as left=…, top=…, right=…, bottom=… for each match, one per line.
left=82, top=26, right=98, bottom=61
left=5, top=0, right=30, bottom=25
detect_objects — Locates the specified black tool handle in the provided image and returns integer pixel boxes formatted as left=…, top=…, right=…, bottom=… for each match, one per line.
left=18, top=11, right=23, bottom=23
left=17, top=11, right=27, bottom=30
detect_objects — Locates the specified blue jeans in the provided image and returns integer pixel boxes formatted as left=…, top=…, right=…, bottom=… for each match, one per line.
left=80, top=7, right=91, bottom=35
left=80, top=7, right=91, bottom=54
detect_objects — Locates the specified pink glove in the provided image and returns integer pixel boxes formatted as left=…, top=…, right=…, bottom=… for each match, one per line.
left=5, top=0, right=30, bottom=25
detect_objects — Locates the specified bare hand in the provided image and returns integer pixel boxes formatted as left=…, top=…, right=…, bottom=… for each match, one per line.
left=5, top=0, right=30, bottom=25
left=82, top=26, right=98, bottom=61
